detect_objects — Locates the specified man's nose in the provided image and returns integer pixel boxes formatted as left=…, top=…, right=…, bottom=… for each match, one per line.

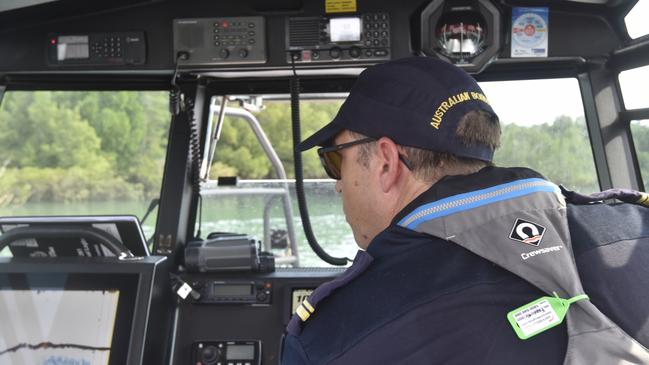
left=335, top=180, right=342, bottom=193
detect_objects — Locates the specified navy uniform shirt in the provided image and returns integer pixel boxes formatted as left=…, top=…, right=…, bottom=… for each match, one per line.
left=282, top=168, right=569, bottom=365
left=282, top=226, right=569, bottom=364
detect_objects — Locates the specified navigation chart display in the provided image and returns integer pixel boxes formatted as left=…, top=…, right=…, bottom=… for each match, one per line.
left=0, top=290, right=119, bottom=365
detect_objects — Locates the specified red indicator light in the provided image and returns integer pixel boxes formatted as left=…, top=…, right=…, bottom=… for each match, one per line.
left=222, top=21, right=229, bottom=28
left=50, top=39, right=56, bottom=45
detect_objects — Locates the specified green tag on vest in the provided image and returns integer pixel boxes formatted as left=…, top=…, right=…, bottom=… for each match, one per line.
left=507, top=294, right=589, bottom=340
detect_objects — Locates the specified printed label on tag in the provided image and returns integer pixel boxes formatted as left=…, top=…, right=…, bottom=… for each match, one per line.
left=508, top=294, right=589, bottom=340
left=511, top=299, right=559, bottom=337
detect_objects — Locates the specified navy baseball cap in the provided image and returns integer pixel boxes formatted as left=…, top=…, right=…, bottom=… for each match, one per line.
left=298, top=56, right=498, bottom=162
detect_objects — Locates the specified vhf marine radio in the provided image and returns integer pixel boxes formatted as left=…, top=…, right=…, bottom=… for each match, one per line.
left=193, top=340, right=261, bottom=365
left=286, top=13, right=391, bottom=63
left=173, top=17, right=267, bottom=66
left=47, top=32, right=146, bottom=66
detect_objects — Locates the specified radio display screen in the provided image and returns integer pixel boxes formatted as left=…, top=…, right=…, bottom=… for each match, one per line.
left=57, top=35, right=90, bottom=60
left=213, top=283, right=252, bottom=296
left=226, top=344, right=255, bottom=360
left=329, top=17, right=361, bottom=42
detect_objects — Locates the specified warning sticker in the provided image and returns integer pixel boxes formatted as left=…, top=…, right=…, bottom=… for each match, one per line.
left=511, top=299, right=560, bottom=337
left=325, top=0, right=357, bottom=14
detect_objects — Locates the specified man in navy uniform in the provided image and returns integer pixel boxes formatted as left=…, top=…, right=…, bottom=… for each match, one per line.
left=281, top=56, right=649, bottom=364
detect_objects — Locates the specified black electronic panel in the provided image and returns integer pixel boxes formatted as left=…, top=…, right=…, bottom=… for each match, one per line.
left=47, top=32, right=146, bottom=66
left=173, top=17, right=267, bottom=66
left=173, top=268, right=344, bottom=365
left=286, top=13, right=391, bottom=63
left=192, top=340, right=262, bottom=365
left=0, top=256, right=172, bottom=365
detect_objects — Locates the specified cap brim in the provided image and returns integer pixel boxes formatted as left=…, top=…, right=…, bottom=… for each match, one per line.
left=297, top=120, right=344, bottom=151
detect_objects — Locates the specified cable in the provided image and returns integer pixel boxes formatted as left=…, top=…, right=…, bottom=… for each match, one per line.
left=185, top=92, right=203, bottom=239
left=170, top=53, right=202, bottom=239
left=169, top=54, right=183, bottom=116
left=290, top=55, right=350, bottom=266
left=141, top=198, right=160, bottom=225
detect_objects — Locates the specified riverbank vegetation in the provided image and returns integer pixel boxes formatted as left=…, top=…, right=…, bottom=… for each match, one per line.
left=0, top=92, right=647, bottom=207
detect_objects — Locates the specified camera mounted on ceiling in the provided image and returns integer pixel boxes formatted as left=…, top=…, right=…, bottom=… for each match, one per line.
left=415, top=0, right=501, bottom=73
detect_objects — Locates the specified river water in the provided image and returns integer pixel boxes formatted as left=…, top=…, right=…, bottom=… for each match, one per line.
left=0, top=182, right=358, bottom=266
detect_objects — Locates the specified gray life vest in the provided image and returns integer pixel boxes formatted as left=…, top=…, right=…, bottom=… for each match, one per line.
left=397, top=177, right=649, bottom=365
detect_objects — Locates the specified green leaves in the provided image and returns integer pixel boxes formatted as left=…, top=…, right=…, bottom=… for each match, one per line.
left=0, top=91, right=169, bottom=206
left=1, top=92, right=646, bottom=208
left=208, top=100, right=342, bottom=180
left=495, top=116, right=602, bottom=193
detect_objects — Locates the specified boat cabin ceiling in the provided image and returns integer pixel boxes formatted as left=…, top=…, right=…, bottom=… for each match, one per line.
left=0, top=0, right=646, bottom=87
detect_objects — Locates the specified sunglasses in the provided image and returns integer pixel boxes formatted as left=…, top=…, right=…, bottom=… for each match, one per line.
left=317, top=137, right=413, bottom=180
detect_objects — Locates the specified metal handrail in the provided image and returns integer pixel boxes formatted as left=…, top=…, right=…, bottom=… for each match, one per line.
left=200, top=103, right=299, bottom=266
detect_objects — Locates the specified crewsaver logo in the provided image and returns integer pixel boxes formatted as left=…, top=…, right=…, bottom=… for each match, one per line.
left=509, top=218, right=546, bottom=246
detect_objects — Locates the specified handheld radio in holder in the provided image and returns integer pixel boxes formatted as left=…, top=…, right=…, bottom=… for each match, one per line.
left=184, top=233, right=275, bottom=273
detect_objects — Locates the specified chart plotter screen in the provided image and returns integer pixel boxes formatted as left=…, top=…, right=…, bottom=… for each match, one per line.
left=0, top=273, right=137, bottom=365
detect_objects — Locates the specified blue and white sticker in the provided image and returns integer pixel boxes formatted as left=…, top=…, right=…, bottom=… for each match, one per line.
left=511, top=7, right=548, bottom=58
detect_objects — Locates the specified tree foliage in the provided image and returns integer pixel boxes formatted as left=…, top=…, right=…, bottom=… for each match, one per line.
left=0, top=91, right=168, bottom=206
left=495, top=116, right=602, bottom=193
left=0, top=92, right=647, bottom=207
left=209, top=100, right=342, bottom=180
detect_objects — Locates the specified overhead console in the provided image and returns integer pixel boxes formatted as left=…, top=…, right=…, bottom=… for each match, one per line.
left=0, top=0, right=623, bottom=81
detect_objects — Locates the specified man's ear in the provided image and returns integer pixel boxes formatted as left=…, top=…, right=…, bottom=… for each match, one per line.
left=375, top=137, right=403, bottom=192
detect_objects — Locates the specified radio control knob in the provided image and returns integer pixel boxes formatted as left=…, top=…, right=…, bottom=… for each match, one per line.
left=256, top=292, right=268, bottom=302
left=329, top=47, right=342, bottom=59
left=238, top=48, right=249, bottom=58
left=202, top=345, right=221, bottom=365
left=349, top=47, right=361, bottom=58
left=219, top=48, right=230, bottom=59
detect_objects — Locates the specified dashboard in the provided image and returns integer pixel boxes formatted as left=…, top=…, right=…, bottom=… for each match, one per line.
left=175, top=269, right=344, bottom=365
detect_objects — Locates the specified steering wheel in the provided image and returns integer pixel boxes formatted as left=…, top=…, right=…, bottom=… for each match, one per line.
left=0, top=225, right=134, bottom=258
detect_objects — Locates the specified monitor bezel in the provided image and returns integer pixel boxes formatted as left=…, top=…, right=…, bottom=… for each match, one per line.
left=0, top=256, right=168, bottom=365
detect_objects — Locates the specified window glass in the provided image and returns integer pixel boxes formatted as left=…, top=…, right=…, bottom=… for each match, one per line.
left=0, top=91, right=170, bottom=256
left=200, top=97, right=353, bottom=267
left=201, top=80, right=599, bottom=266
left=631, top=120, right=649, bottom=191
left=619, top=65, right=649, bottom=110
left=625, top=0, right=649, bottom=39
left=483, top=78, right=600, bottom=193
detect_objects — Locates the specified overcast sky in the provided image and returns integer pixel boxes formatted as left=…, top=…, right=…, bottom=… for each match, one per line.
left=479, top=78, right=584, bottom=125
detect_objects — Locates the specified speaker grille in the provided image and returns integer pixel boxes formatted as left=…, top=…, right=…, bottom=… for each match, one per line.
left=178, top=23, right=204, bottom=48
left=288, top=17, right=320, bottom=47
